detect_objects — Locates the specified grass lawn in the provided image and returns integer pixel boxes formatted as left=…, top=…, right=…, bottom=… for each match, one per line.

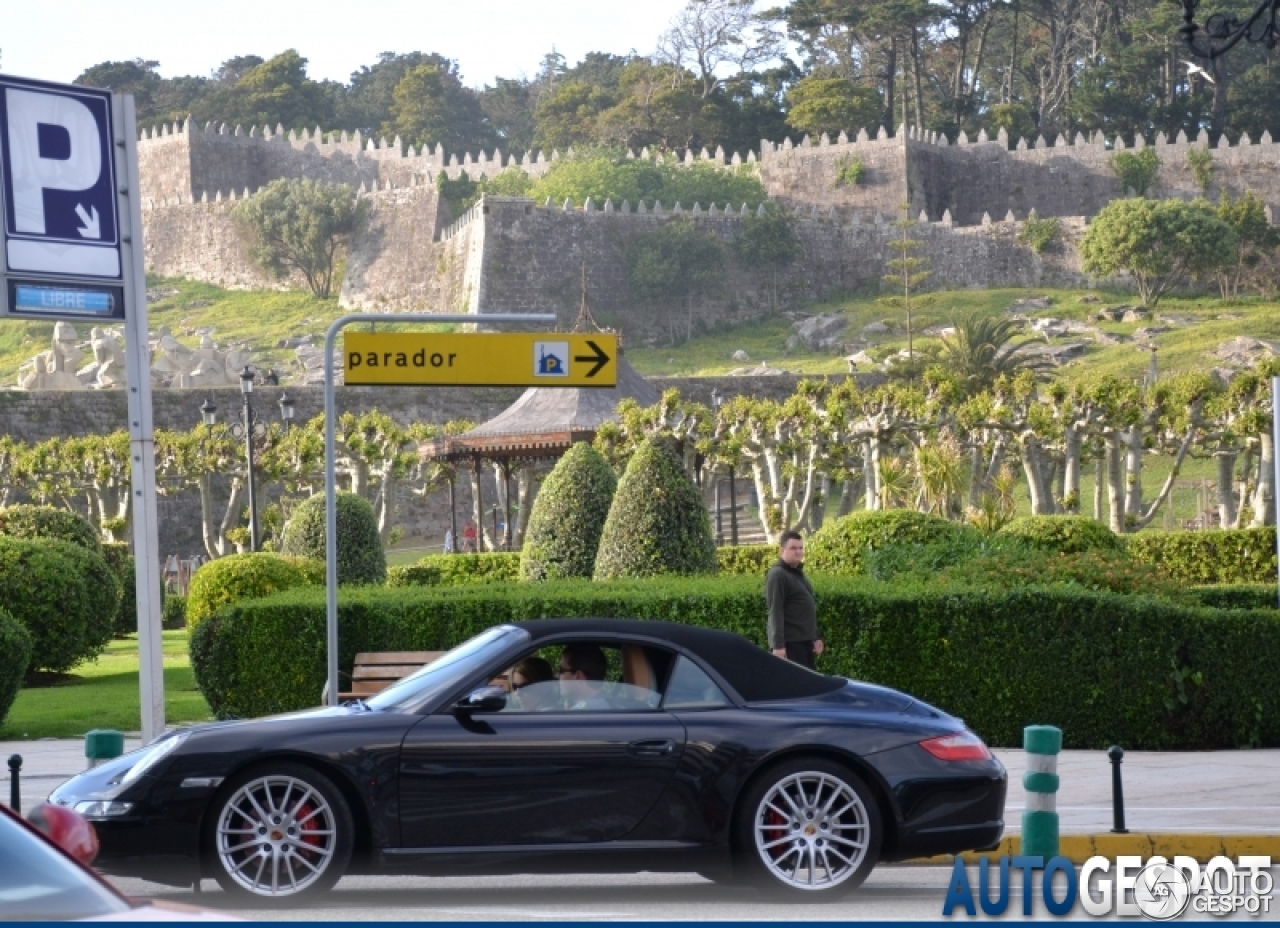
left=0, top=630, right=213, bottom=741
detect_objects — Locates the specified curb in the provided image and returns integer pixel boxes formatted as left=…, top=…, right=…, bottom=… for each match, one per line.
left=905, top=834, right=1280, bottom=865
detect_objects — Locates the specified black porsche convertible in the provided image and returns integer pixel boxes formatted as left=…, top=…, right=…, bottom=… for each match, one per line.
left=50, top=619, right=1006, bottom=902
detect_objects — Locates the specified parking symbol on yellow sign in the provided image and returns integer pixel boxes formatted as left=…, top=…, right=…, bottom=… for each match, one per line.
left=343, top=332, right=618, bottom=387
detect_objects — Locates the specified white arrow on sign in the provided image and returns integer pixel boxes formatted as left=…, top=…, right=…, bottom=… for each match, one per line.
left=75, top=204, right=101, bottom=239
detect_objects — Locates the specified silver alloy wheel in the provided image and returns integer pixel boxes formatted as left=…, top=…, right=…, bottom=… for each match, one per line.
left=753, top=771, right=870, bottom=891
left=215, top=774, right=338, bottom=897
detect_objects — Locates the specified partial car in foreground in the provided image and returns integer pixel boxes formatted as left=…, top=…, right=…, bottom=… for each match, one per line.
left=50, top=619, right=1006, bottom=902
left=0, top=802, right=233, bottom=921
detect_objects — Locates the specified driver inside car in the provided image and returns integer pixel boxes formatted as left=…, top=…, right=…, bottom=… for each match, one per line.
left=558, top=643, right=613, bottom=710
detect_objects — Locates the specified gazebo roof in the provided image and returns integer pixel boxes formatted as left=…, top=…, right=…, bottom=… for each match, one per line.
left=419, top=353, right=659, bottom=461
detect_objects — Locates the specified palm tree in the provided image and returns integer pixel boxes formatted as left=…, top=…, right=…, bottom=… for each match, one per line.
left=938, top=313, right=1052, bottom=393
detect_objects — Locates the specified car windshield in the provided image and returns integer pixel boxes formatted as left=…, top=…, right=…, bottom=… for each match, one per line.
left=364, top=625, right=528, bottom=713
left=0, top=810, right=131, bottom=920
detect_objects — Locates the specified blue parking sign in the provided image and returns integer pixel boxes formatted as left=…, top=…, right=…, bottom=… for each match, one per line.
left=0, top=75, right=120, bottom=279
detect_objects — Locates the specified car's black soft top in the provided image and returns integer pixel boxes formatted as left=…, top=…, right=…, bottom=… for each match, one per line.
left=510, top=618, right=845, bottom=704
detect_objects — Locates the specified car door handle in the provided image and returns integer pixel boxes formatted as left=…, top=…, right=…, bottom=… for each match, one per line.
left=628, top=739, right=676, bottom=757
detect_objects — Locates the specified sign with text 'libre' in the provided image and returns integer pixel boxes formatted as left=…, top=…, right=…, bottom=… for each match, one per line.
left=0, top=74, right=125, bottom=320
left=344, top=332, right=618, bottom=387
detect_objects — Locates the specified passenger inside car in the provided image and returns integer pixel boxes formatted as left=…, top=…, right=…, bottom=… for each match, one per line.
left=508, top=656, right=558, bottom=711
left=499, top=641, right=671, bottom=712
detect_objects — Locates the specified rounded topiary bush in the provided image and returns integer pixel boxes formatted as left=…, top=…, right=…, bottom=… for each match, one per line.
left=1000, top=515, right=1123, bottom=554
left=520, top=442, right=618, bottom=581
left=0, top=537, right=112, bottom=674
left=806, top=510, right=972, bottom=575
left=280, top=493, right=386, bottom=585
left=594, top=438, right=717, bottom=580
left=0, top=607, right=32, bottom=726
left=58, top=543, right=122, bottom=654
left=186, top=552, right=317, bottom=639
left=162, top=593, right=188, bottom=630
left=0, top=504, right=100, bottom=552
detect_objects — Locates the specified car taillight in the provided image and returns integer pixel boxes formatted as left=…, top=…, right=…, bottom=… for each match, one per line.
left=919, top=731, right=993, bottom=761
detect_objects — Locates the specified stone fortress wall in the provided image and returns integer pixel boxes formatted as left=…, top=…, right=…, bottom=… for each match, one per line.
left=136, top=118, right=1280, bottom=337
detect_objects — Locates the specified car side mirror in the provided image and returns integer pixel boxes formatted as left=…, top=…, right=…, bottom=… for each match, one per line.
left=454, top=685, right=507, bottom=714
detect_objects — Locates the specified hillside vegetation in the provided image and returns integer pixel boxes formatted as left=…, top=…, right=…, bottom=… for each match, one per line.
left=1, top=279, right=1275, bottom=391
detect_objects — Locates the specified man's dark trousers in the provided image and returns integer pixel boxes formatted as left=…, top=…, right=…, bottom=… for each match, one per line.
left=785, top=640, right=816, bottom=670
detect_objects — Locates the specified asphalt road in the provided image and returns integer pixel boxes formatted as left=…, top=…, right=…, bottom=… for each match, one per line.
left=109, top=866, right=1280, bottom=922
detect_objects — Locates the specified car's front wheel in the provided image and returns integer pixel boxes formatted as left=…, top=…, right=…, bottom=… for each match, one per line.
left=206, top=762, right=353, bottom=902
left=735, top=757, right=882, bottom=898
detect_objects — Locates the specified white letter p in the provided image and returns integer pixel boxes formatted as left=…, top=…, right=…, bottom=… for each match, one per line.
left=5, top=88, right=102, bottom=235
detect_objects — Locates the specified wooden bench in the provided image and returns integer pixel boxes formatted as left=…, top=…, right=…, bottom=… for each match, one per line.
left=333, top=651, right=445, bottom=702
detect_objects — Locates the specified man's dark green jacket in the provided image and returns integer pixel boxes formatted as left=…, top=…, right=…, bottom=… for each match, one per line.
left=765, top=559, right=818, bottom=650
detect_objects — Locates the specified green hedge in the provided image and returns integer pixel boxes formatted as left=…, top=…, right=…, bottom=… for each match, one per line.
left=186, top=553, right=319, bottom=639
left=0, top=607, right=32, bottom=726
left=807, top=510, right=972, bottom=574
left=717, top=545, right=776, bottom=575
left=1126, top=528, right=1277, bottom=584
left=1000, top=515, right=1123, bottom=553
left=191, top=577, right=1280, bottom=750
left=416, top=552, right=520, bottom=585
left=386, top=564, right=443, bottom=587
left=163, top=593, right=188, bottom=630
left=1184, top=585, right=1277, bottom=611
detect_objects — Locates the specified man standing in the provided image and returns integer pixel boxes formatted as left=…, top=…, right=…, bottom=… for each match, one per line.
left=765, top=531, right=824, bottom=669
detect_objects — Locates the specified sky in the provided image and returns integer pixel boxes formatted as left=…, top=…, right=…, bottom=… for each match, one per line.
left=1, top=0, right=694, bottom=89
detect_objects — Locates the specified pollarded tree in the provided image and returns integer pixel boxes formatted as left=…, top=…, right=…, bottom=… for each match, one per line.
left=1080, top=198, right=1236, bottom=307
left=594, top=437, right=717, bottom=579
left=234, top=178, right=357, bottom=298
left=519, top=443, right=618, bottom=581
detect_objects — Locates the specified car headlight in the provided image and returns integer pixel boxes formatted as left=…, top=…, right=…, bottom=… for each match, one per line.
left=120, top=732, right=188, bottom=784
left=74, top=800, right=133, bottom=817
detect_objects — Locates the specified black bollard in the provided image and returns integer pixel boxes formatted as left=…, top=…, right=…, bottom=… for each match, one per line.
left=7, top=754, right=21, bottom=815
left=1108, top=745, right=1128, bottom=834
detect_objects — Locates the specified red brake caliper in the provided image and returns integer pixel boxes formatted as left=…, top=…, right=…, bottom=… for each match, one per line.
left=763, top=808, right=788, bottom=860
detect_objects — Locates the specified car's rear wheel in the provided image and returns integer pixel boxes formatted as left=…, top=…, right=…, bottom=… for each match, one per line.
left=206, top=762, right=352, bottom=902
left=734, top=757, right=882, bottom=899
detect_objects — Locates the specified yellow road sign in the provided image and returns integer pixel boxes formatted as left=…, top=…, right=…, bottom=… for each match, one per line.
left=343, top=332, right=618, bottom=387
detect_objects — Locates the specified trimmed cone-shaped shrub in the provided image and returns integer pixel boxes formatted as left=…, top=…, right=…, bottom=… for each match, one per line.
left=520, top=442, right=618, bottom=581
left=101, top=543, right=165, bottom=639
left=0, top=504, right=100, bottom=552
left=1000, top=515, right=1123, bottom=554
left=281, top=493, right=387, bottom=585
left=186, top=553, right=316, bottom=640
left=0, top=607, right=31, bottom=726
left=0, top=537, right=115, bottom=673
left=806, top=510, right=971, bottom=575
left=593, top=438, right=716, bottom=580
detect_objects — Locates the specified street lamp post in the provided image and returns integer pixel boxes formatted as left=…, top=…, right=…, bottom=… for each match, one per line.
left=238, top=367, right=263, bottom=553
left=278, top=393, right=295, bottom=431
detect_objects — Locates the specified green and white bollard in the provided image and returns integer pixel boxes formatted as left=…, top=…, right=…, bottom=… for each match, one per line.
left=84, top=729, right=125, bottom=770
left=1021, top=724, right=1062, bottom=858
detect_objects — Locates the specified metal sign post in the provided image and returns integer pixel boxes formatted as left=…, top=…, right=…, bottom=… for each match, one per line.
left=322, top=314, right=556, bottom=707
left=0, top=76, right=164, bottom=743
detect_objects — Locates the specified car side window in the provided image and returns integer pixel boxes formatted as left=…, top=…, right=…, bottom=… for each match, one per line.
left=499, top=641, right=668, bottom=713
left=662, top=656, right=731, bottom=710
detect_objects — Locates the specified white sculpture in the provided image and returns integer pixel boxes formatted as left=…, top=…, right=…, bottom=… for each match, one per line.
left=17, top=323, right=87, bottom=390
